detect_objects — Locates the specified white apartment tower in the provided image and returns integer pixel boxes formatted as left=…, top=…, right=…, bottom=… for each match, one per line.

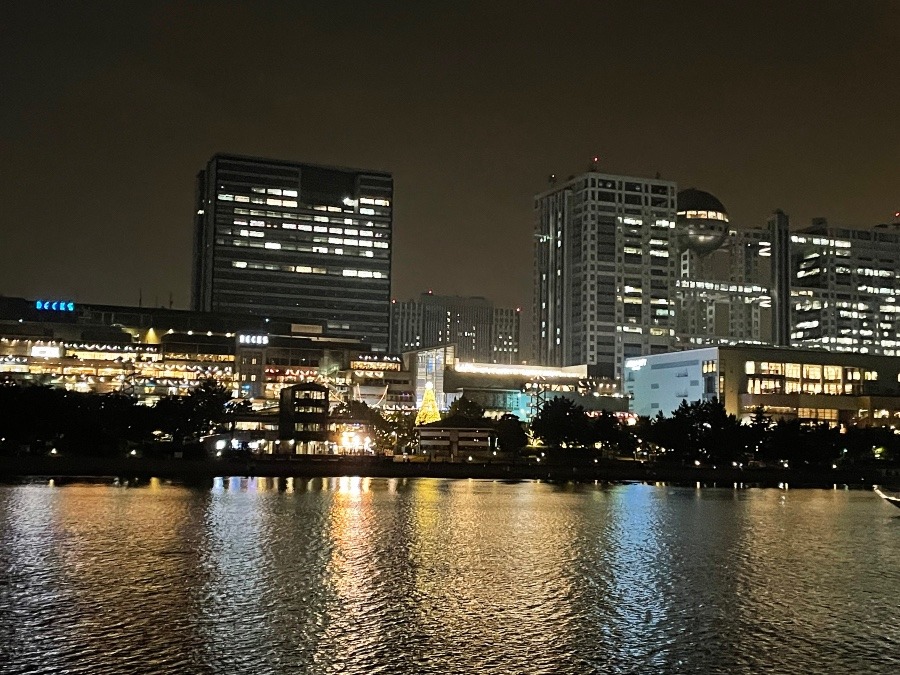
left=533, top=170, right=678, bottom=379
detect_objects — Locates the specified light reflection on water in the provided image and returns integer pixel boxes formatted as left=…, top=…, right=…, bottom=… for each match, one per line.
left=0, top=479, right=898, bottom=674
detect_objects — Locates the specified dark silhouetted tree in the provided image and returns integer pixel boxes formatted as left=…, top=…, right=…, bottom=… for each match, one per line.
left=530, top=396, right=592, bottom=448
left=448, top=396, right=485, bottom=421
left=495, top=414, right=528, bottom=453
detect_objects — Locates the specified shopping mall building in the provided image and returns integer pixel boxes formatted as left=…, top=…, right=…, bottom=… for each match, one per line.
left=0, top=296, right=413, bottom=409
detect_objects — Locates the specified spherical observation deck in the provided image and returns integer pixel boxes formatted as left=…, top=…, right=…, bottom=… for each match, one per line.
left=675, top=188, right=730, bottom=255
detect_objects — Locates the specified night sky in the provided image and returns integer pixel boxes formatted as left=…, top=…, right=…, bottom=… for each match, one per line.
left=2, top=1, right=897, bottom=315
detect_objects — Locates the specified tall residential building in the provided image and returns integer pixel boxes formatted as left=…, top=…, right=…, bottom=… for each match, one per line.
left=192, top=154, right=393, bottom=351
left=390, top=292, right=521, bottom=363
left=533, top=171, right=678, bottom=379
left=791, top=219, right=900, bottom=355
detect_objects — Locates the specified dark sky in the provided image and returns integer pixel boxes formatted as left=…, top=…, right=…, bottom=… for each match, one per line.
left=2, top=1, right=897, bottom=313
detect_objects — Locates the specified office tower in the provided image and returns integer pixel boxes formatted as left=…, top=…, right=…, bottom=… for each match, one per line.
left=192, top=154, right=393, bottom=351
left=390, top=292, right=521, bottom=363
left=768, top=210, right=791, bottom=346
left=533, top=171, right=678, bottom=379
left=725, top=228, right=770, bottom=342
left=791, top=218, right=900, bottom=355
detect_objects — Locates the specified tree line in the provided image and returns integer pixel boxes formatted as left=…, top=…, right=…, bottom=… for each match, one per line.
left=0, top=379, right=238, bottom=458
left=5, top=378, right=895, bottom=470
left=529, top=396, right=900, bottom=470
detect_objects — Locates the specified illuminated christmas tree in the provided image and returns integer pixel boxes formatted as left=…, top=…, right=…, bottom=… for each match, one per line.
left=415, top=381, right=442, bottom=426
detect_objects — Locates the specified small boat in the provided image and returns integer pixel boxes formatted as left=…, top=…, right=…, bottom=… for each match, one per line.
left=874, top=486, right=900, bottom=509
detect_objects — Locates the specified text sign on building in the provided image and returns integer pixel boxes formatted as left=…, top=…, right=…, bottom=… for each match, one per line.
left=238, top=334, right=269, bottom=346
left=35, top=300, right=75, bottom=312
left=30, top=345, right=62, bottom=358
left=625, top=358, right=647, bottom=371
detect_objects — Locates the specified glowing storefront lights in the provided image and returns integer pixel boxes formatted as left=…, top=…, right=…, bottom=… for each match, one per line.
left=453, top=362, right=585, bottom=379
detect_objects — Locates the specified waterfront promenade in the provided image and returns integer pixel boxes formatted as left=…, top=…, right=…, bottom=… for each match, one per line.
left=0, top=454, right=880, bottom=487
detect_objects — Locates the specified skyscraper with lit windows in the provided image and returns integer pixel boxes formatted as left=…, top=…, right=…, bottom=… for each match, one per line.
left=389, top=291, right=521, bottom=363
left=533, top=170, right=678, bottom=379
left=192, top=154, right=392, bottom=351
left=790, top=218, right=900, bottom=355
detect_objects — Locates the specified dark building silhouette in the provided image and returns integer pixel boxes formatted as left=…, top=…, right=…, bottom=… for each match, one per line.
left=278, top=383, right=330, bottom=453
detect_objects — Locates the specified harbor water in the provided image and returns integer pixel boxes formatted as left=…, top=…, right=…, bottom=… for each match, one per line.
left=1, top=478, right=898, bottom=674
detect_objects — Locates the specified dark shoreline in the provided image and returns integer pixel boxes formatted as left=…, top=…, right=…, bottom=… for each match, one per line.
left=0, top=455, right=881, bottom=488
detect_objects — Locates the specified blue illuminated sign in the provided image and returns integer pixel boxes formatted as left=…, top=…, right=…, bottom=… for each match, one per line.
left=35, top=300, right=75, bottom=312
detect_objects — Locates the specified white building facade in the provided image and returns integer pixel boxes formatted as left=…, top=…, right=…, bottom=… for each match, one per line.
left=533, top=171, right=678, bottom=380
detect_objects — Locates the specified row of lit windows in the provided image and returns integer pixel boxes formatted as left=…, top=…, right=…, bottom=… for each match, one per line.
left=219, top=193, right=299, bottom=207
left=230, top=228, right=386, bottom=251
left=746, top=377, right=861, bottom=396
left=231, top=207, right=388, bottom=229
left=677, top=210, right=729, bottom=222
left=745, top=361, right=877, bottom=381
left=231, top=260, right=386, bottom=279
left=252, top=187, right=297, bottom=197
left=226, top=239, right=386, bottom=257
left=222, top=189, right=389, bottom=215
left=231, top=219, right=387, bottom=241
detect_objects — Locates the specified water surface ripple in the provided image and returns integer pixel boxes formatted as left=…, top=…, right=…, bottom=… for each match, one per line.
left=0, top=478, right=898, bottom=674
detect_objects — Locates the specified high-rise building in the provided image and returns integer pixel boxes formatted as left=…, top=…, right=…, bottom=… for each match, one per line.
left=769, top=209, right=791, bottom=346
left=671, top=191, right=773, bottom=347
left=533, top=170, right=678, bottom=379
left=390, top=292, right=521, bottom=363
left=533, top=168, right=900, bottom=383
left=192, top=154, right=393, bottom=351
left=791, top=218, right=900, bottom=355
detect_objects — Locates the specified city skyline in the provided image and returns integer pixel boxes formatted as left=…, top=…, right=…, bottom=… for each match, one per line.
left=2, top=1, right=898, bottom=314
